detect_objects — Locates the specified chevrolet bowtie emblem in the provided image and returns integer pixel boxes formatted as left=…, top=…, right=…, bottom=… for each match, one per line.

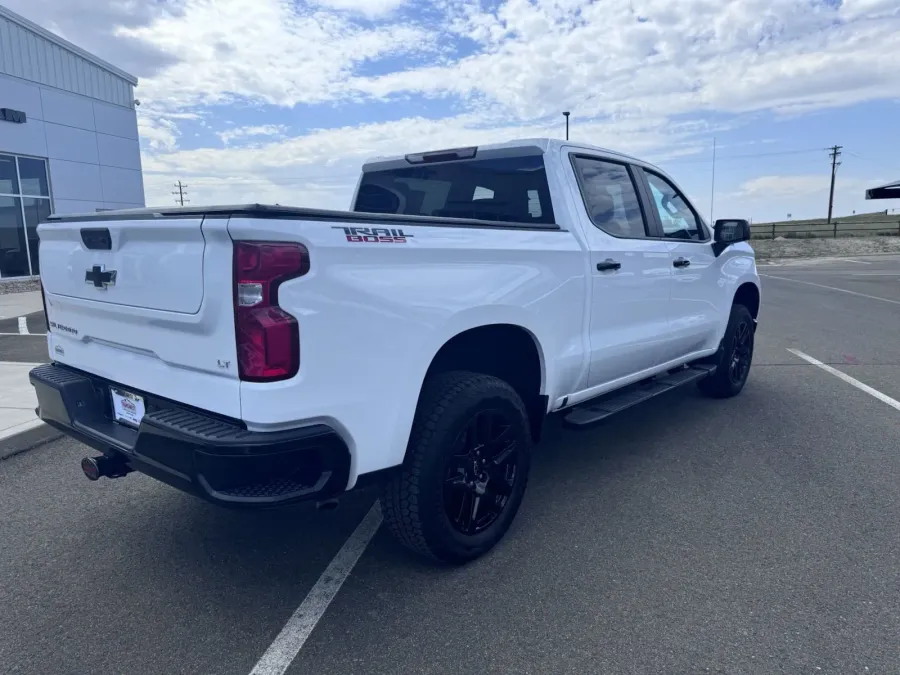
left=85, top=264, right=117, bottom=289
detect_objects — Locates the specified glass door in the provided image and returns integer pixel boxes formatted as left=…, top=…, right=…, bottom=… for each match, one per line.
left=0, top=154, right=52, bottom=278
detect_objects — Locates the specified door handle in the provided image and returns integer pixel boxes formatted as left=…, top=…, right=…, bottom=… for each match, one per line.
left=673, top=258, right=691, bottom=268
left=596, top=259, right=622, bottom=272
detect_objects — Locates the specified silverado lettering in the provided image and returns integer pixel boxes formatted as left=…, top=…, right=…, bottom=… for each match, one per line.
left=49, top=321, right=78, bottom=336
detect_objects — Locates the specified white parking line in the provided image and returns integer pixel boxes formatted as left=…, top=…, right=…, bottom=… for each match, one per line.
left=0, top=333, right=45, bottom=337
left=17, top=317, right=28, bottom=334
left=758, top=256, right=875, bottom=268
left=761, top=275, right=900, bottom=305
left=788, top=349, right=900, bottom=413
left=248, top=501, right=383, bottom=675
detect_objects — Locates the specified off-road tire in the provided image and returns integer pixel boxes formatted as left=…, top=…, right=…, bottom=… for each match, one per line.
left=697, top=303, right=755, bottom=399
left=380, top=371, right=532, bottom=564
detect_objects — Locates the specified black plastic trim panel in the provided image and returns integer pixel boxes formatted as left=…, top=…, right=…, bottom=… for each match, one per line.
left=29, top=363, right=351, bottom=508
left=47, top=203, right=564, bottom=232
left=80, top=227, right=112, bottom=250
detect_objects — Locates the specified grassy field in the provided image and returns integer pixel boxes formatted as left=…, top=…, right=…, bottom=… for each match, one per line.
left=751, top=211, right=900, bottom=239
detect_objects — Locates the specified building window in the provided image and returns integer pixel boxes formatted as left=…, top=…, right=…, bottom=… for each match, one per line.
left=0, top=154, right=51, bottom=278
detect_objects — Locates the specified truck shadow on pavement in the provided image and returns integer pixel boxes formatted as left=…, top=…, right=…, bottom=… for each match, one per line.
left=281, top=373, right=900, bottom=675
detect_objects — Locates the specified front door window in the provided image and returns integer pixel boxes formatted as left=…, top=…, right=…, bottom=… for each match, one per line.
left=644, top=171, right=707, bottom=242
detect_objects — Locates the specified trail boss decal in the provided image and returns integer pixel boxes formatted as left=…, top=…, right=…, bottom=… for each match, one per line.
left=332, top=226, right=413, bottom=243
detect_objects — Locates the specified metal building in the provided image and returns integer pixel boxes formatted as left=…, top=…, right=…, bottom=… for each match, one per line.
left=0, top=4, right=145, bottom=279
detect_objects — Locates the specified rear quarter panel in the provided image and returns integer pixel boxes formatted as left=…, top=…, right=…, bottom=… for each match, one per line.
left=227, top=217, right=586, bottom=484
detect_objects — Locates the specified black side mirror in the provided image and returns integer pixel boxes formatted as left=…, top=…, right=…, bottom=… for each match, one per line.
left=713, top=219, right=751, bottom=256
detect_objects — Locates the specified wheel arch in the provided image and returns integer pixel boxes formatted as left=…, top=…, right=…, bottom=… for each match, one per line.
left=418, top=323, right=548, bottom=444
left=733, top=281, right=760, bottom=320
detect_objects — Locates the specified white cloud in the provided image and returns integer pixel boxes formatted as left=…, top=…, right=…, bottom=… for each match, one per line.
left=351, top=0, right=900, bottom=119
left=139, top=111, right=710, bottom=208
left=734, top=174, right=877, bottom=200
left=313, top=0, right=411, bottom=18
left=714, top=173, right=886, bottom=221
left=138, top=115, right=180, bottom=153
left=736, top=175, right=831, bottom=198
left=14, top=0, right=900, bottom=120
left=115, top=0, right=435, bottom=110
left=217, top=125, right=288, bottom=145
left=8, top=0, right=898, bottom=223
left=0, top=0, right=178, bottom=76
left=840, top=0, right=900, bottom=19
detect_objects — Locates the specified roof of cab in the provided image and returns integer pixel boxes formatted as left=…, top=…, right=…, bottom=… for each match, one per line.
left=362, top=137, right=661, bottom=173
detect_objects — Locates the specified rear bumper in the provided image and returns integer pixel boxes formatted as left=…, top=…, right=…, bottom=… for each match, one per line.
left=29, top=363, right=351, bottom=508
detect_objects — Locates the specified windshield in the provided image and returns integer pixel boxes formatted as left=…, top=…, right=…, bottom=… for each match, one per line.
left=353, top=154, right=556, bottom=225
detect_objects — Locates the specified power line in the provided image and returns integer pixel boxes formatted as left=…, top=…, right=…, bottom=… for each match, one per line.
left=660, top=147, right=825, bottom=165
left=827, top=145, right=842, bottom=230
left=845, top=152, right=900, bottom=175
left=172, top=181, right=189, bottom=206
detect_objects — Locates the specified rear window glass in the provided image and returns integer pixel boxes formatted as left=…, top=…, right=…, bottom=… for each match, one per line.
left=353, top=155, right=555, bottom=224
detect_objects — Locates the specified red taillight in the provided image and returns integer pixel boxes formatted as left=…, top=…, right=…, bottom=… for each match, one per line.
left=233, top=241, right=309, bottom=382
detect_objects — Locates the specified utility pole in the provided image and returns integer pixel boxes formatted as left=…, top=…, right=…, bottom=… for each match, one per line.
left=173, top=181, right=189, bottom=206
left=563, top=111, right=570, bottom=141
left=827, top=145, right=842, bottom=235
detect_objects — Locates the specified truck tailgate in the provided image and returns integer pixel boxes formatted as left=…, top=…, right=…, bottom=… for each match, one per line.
left=38, top=216, right=242, bottom=419
left=41, top=219, right=206, bottom=313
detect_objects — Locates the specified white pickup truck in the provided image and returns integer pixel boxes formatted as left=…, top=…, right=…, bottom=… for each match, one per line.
left=30, top=138, right=760, bottom=563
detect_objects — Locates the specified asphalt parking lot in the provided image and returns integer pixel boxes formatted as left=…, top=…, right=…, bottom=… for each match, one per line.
left=2, top=254, right=900, bottom=675
left=0, top=310, right=48, bottom=364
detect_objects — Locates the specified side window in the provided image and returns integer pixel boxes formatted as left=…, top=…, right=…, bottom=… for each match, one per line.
left=645, top=172, right=706, bottom=241
left=572, top=156, right=648, bottom=238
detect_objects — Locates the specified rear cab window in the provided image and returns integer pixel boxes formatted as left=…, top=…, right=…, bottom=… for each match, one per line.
left=353, top=153, right=556, bottom=225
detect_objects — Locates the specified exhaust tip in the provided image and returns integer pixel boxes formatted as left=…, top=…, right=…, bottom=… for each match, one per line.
left=81, top=457, right=101, bottom=481
left=316, top=498, right=340, bottom=512
left=80, top=455, right=132, bottom=481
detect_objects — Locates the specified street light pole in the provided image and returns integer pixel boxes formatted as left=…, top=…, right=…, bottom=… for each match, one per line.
left=563, top=111, right=570, bottom=140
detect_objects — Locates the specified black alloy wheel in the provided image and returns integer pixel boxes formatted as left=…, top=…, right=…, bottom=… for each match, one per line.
left=380, top=371, right=533, bottom=563
left=729, top=319, right=753, bottom=386
left=698, top=303, right=755, bottom=398
left=443, top=409, right=519, bottom=536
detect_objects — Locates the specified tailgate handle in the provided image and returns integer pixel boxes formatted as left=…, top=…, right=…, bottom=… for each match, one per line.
left=81, top=228, right=112, bottom=250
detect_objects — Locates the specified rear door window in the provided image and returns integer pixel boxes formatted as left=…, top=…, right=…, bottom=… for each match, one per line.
left=571, top=156, right=649, bottom=239
left=354, top=155, right=555, bottom=225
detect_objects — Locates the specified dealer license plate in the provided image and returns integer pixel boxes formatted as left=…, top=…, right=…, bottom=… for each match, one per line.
left=110, top=387, right=145, bottom=427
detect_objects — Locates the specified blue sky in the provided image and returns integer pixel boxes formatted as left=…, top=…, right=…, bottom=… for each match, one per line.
left=9, top=0, right=900, bottom=222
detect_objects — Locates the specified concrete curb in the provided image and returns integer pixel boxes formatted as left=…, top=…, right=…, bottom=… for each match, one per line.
left=0, top=421, right=63, bottom=460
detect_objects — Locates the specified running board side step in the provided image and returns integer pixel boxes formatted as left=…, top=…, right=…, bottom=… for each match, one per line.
left=563, top=365, right=716, bottom=428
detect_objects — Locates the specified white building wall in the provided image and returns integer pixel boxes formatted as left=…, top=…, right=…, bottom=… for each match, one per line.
left=0, top=6, right=136, bottom=109
left=0, top=4, right=144, bottom=278
left=0, top=71, right=145, bottom=213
